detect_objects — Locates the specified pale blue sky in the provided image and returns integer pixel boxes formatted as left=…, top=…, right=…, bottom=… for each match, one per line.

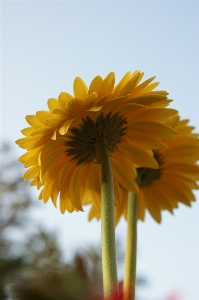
left=1, top=1, right=199, bottom=299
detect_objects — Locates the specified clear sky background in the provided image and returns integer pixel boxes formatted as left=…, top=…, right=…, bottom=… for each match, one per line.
left=1, top=1, right=199, bottom=300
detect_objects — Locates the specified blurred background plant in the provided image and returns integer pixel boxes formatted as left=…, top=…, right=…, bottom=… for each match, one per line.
left=0, top=142, right=64, bottom=299
left=0, top=142, right=181, bottom=300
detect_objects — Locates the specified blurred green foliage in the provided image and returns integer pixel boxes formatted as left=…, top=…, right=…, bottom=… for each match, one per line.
left=0, top=143, right=64, bottom=299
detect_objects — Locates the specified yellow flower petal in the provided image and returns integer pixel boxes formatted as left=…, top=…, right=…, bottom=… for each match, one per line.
left=88, top=75, right=103, bottom=95
left=132, top=108, right=178, bottom=122
left=114, top=103, right=146, bottom=117
left=83, top=92, right=98, bottom=110
left=18, top=149, right=38, bottom=164
left=59, top=118, right=75, bottom=135
left=41, top=147, right=65, bottom=182
left=23, top=164, right=40, bottom=180
left=141, top=81, right=160, bottom=93
left=41, top=179, right=53, bottom=203
left=124, top=132, right=167, bottom=149
left=69, top=164, right=86, bottom=211
left=117, top=143, right=159, bottom=169
left=23, top=151, right=39, bottom=167
left=28, top=135, right=52, bottom=150
left=111, top=71, right=131, bottom=97
left=130, top=76, right=157, bottom=97
left=84, top=163, right=101, bottom=210
left=141, top=187, right=161, bottom=223
left=128, top=121, right=177, bottom=139
left=100, top=96, right=129, bottom=115
left=160, top=179, right=194, bottom=206
left=137, top=192, right=146, bottom=221
left=26, top=115, right=43, bottom=128
left=111, top=155, right=139, bottom=193
left=58, top=92, right=73, bottom=107
left=59, top=163, right=76, bottom=213
left=88, top=205, right=101, bottom=221
left=127, top=94, right=168, bottom=107
left=119, top=72, right=141, bottom=96
left=21, top=127, right=34, bottom=137
left=67, top=98, right=84, bottom=115
left=16, top=136, right=39, bottom=149
left=98, top=72, right=115, bottom=97
left=113, top=177, right=122, bottom=206
left=36, top=110, right=52, bottom=123
left=30, top=127, right=53, bottom=137
left=73, top=77, right=88, bottom=100
left=44, top=115, right=66, bottom=128
left=52, top=107, right=76, bottom=120
left=47, top=98, right=59, bottom=111
left=51, top=179, right=59, bottom=207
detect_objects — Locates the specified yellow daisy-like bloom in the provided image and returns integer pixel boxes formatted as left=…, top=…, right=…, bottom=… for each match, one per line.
left=16, top=71, right=177, bottom=213
left=89, top=115, right=199, bottom=223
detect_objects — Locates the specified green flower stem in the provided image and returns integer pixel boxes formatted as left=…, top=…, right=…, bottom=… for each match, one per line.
left=97, top=139, right=118, bottom=298
left=123, top=192, right=138, bottom=300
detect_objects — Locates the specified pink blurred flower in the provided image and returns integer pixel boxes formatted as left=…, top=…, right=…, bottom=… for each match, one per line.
left=165, top=291, right=183, bottom=300
left=103, top=291, right=124, bottom=300
left=99, top=282, right=125, bottom=300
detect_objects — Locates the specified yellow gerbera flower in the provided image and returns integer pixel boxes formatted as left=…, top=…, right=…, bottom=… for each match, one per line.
left=89, top=115, right=199, bottom=223
left=16, top=71, right=177, bottom=213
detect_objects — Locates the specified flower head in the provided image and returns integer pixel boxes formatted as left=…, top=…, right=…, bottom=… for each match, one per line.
left=89, top=115, right=199, bottom=223
left=16, top=71, right=177, bottom=213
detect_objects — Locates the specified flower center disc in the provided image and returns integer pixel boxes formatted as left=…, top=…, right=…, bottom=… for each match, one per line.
left=65, top=112, right=127, bottom=165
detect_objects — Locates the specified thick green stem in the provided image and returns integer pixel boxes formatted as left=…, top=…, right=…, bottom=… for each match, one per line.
left=97, top=140, right=118, bottom=298
left=124, top=192, right=138, bottom=300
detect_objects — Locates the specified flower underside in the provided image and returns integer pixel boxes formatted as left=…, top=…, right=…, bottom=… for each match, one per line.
left=65, top=112, right=127, bottom=165
left=136, top=152, right=162, bottom=187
